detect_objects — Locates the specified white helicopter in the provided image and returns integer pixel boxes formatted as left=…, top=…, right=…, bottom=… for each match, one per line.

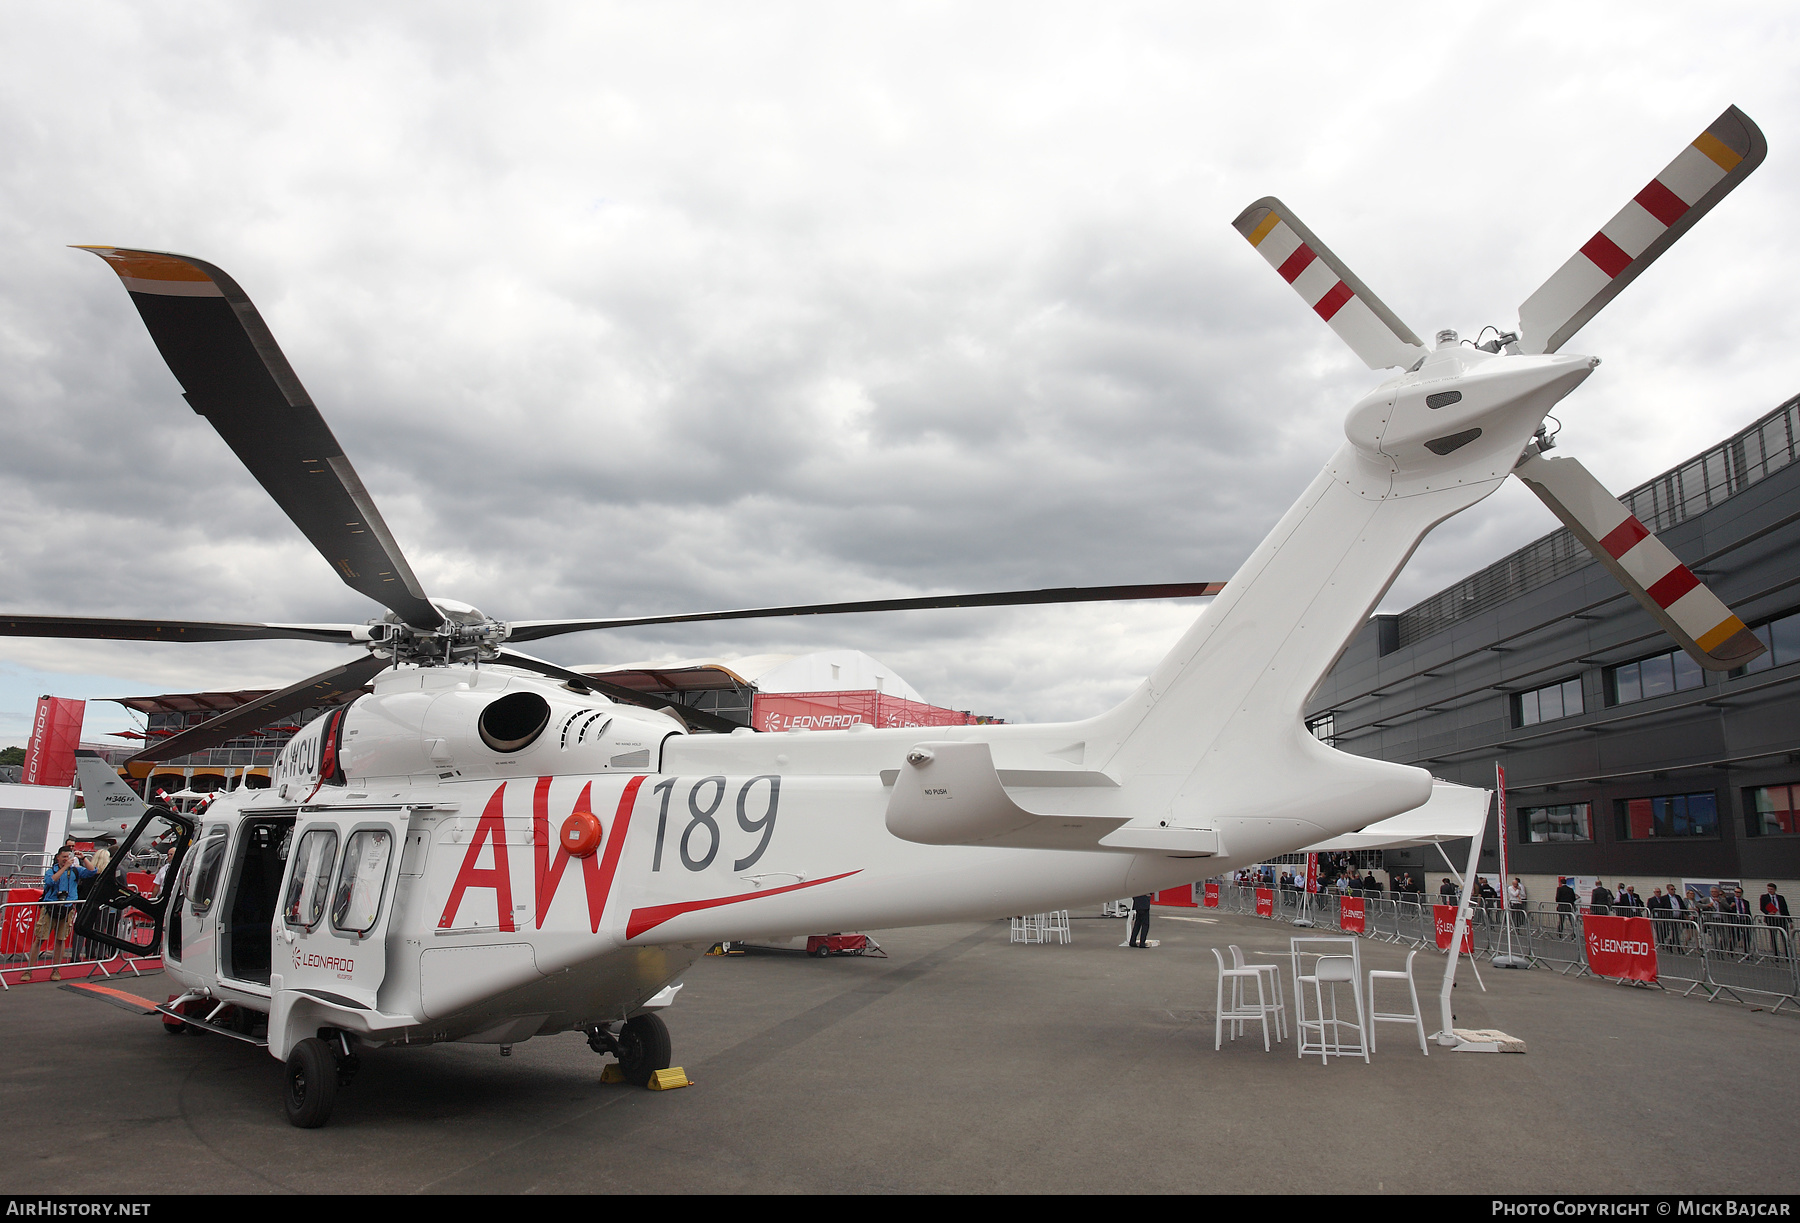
left=3, top=105, right=1765, bottom=1127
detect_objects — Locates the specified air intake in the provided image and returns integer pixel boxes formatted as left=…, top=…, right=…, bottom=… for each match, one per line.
left=479, top=691, right=552, bottom=753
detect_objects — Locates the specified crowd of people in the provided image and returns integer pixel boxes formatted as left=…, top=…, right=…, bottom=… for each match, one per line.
left=1219, top=867, right=1792, bottom=958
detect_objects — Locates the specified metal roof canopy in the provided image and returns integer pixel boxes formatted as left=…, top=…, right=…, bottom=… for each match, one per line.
left=108, top=688, right=363, bottom=716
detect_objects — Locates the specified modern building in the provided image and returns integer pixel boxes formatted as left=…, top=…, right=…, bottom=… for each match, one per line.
left=1307, top=393, right=1800, bottom=896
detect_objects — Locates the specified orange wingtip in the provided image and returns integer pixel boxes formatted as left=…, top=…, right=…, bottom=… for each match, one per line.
left=71, top=246, right=213, bottom=283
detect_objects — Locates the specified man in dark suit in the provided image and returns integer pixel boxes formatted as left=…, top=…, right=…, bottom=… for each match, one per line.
left=1664, top=886, right=1691, bottom=951
left=1761, top=884, right=1791, bottom=929
left=1129, top=892, right=1151, bottom=948
left=1648, top=887, right=1674, bottom=948
left=1589, top=882, right=1613, bottom=916
left=1556, top=878, right=1579, bottom=936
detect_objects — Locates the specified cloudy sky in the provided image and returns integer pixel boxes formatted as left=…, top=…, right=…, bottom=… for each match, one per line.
left=3, top=2, right=1798, bottom=748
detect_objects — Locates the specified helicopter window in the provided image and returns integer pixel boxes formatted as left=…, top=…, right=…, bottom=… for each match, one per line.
left=330, top=829, right=393, bottom=937
left=283, top=829, right=338, bottom=932
left=186, top=827, right=230, bottom=918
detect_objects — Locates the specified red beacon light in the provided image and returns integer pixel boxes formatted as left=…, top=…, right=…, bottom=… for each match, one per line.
left=559, top=809, right=604, bottom=858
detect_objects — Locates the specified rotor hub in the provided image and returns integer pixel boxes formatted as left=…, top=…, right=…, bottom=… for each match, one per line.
left=366, top=597, right=510, bottom=666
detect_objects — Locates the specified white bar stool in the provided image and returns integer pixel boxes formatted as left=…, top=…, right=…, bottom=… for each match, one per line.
left=1368, top=948, right=1429, bottom=1055
left=1294, top=953, right=1369, bottom=1063
left=1210, top=948, right=1272, bottom=1051
left=1229, top=945, right=1285, bottom=1041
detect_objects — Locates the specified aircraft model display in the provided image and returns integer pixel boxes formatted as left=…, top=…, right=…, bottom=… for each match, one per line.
left=0, top=105, right=1766, bottom=1127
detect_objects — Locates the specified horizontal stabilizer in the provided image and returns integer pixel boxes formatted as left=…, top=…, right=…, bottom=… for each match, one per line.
left=1304, top=781, right=1491, bottom=853
left=1516, top=106, right=1766, bottom=355
left=1514, top=448, right=1763, bottom=670
left=1231, top=197, right=1426, bottom=370
left=885, top=741, right=1133, bottom=852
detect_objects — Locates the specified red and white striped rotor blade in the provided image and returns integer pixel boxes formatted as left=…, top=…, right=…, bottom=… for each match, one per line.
left=1231, top=197, right=1426, bottom=371
left=1514, top=449, right=1764, bottom=671
left=1517, top=106, right=1766, bottom=356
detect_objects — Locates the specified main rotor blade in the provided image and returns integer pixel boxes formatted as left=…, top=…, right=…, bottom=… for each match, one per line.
left=0, top=614, right=360, bottom=645
left=76, top=247, right=443, bottom=632
left=127, top=653, right=388, bottom=765
left=1230, top=198, right=1426, bottom=371
left=1513, top=449, right=1763, bottom=670
left=506, top=581, right=1227, bottom=642
left=1517, top=106, right=1766, bottom=356
left=495, top=647, right=748, bottom=735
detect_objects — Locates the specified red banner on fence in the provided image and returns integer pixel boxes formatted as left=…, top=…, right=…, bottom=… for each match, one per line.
left=1583, top=914, right=1658, bottom=983
left=2, top=889, right=41, bottom=955
left=1203, top=883, right=1219, bottom=908
left=1254, top=888, right=1274, bottom=918
left=1154, top=885, right=1197, bottom=908
left=24, top=697, right=84, bottom=788
left=1340, top=895, right=1366, bottom=933
left=1434, top=904, right=1473, bottom=952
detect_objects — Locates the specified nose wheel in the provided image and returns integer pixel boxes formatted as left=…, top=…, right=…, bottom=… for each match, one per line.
left=283, top=1032, right=361, bottom=1128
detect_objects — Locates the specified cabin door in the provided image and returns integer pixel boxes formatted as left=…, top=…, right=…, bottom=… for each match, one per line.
left=274, top=810, right=402, bottom=1011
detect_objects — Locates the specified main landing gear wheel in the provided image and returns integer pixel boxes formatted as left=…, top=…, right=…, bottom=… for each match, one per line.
left=616, top=1013, right=672, bottom=1087
left=284, top=1037, right=338, bottom=1128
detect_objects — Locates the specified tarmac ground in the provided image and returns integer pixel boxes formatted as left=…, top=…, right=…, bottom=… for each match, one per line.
left=0, top=907, right=1795, bottom=1195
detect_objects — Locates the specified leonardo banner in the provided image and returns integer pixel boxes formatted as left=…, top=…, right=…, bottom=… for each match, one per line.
left=24, top=696, right=84, bottom=788
left=1339, top=895, right=1366, bottom=933
left=1203, top=882, right=1219, bottom=908
left=1434, top=904, right=1473, bottom=952
left=1254, top=888, right=1274, bottom=918
left=1583, top=914, right=1659, bottom=983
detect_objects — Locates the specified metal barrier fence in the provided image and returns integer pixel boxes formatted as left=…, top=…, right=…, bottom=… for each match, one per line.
left=0, top=897, right=161, bottom=990
left=1201, top=886, right=1799, bottom=1012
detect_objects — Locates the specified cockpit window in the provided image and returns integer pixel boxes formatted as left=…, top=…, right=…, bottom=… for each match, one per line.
left=186, top=826, right=230, bottom=917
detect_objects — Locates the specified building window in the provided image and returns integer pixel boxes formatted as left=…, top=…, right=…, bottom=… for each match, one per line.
left=1614, top=792, right=1719, bottom=840
left=1606, top=649, right=1703, bottom=705
left=1746, top=784, right=1800, bottom=836
left=1517, top=802, right=1592, bottom=843
left=1306, top=713, right=1335, bottom=747
left=1734, top=609, right=1800, bottom=675
left=1514, top=677, right=1583, bottom=727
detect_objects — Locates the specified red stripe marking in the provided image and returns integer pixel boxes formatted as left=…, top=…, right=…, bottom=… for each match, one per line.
left=1599, top=515, right=1650, bottom=559
left=626, top=869, right=862, bottom=941
left=591, top=775, right=649, bottom=931
left=1277, top=243, right=1317, bottom=284
left=1581, top=232, right=1632, bottom=279
left=65, top=981, right=160, bottom=1010
left=1647, top=566, right=1700, bottom=608
left=1314, top=280, right=1354, bottom=321
left=1634, top=178, right=1689, bottom=228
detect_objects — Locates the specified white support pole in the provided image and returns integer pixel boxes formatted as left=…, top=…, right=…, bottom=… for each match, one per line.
left=1436, top=804, right=1490, bottom=1045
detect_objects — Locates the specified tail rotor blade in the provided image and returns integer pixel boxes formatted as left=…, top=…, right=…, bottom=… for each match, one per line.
left=75, top=247, right=443, bottom=632
left=1516, top=106, right=1766, bottom=356
left=1231, top=197, right=1426, bottom=371
left=126, top=653, right=388, bottom=765
left=1514, top=449, right=1764, bottom=670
